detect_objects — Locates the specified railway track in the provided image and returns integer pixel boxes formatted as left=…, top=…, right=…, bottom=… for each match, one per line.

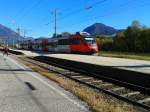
left=20, top=56, right=150, bottom=111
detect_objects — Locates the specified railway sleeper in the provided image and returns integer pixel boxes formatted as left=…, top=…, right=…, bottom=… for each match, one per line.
left=139, top=98, right=150, bottom=103
left=86, top=80, right=103, bottom=84
left=96, top=83, right=114, bottom=89
left=121, top=91, right=140, bottom=97
left=115, top=88, right=132, bottom=95
left=78, top=77, right=93, bottom=81
left=111, top=87, right=125, bottom=92
left=127, top=93, right=150, bottom=101
left=71, top=75, right=85, bottom=78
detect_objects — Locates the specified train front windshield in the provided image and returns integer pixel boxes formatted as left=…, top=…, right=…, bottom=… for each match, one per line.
left=81, top=34, right=96, bottom=46
left=86, top=39, right=97, bottom=46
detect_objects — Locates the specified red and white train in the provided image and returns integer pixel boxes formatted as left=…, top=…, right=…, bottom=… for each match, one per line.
left=19, top=32, right=99, bottom=54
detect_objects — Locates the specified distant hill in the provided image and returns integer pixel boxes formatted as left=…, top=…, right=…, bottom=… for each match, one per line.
left=83, top=23, right=125, bottom=36
left=0, top=24, right=23, bottom=45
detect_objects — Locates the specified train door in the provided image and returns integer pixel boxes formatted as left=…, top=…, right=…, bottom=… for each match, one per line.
left=69, top=38, right=87, bottom=53
left=47, top=42, right=57, bottom=52
left=47, top=39, right=58, bottom=52
left=57, top=39, right=70, bottom=53
left=42, top=39, right=48, bottom=51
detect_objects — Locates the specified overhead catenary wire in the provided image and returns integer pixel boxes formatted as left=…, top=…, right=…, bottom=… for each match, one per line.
left=59, top=0, right=150, bottom=32
left=43, top=0, right=107, bottom=26
left=13, top=0, right=149, bottom=37
left=57, top=0, right=107, bottom=21
left=16, top=0, right=43, bottom=25
left=39, top=0, right=108, bottom=37
left=11, top=0, right=43, bottom=37
left=58, top=0, right=132, bottom=30
left=34, top=0, right=108, bottom=37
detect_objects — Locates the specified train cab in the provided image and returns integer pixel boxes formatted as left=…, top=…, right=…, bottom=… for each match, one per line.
left=69, top=32, right=99, bottom=54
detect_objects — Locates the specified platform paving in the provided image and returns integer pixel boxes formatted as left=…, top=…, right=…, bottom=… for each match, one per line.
left=0, top=53, right=89, bottom=112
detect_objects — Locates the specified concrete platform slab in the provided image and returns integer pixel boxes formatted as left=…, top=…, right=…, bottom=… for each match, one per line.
left=0, top=53, right=89, bottom=112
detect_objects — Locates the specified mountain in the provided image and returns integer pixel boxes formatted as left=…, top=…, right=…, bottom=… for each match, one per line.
left=117, top=29, right=125, bottom=33
left=83, top=23, right=125, bottom=36
left=0, top=24, right=23, bottom=45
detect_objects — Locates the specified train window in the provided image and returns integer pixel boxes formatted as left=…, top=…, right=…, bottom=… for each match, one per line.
left=78, top=40, right=84, bottom=45
left=86, top=40, right=96, bottom=45
left=80, top=33, right=92, bottom=38
left=48, top=42, right=57, bottom=47
left=70, top=39, right=84, bottom=45
left=58, top=39, right=69, bottom=45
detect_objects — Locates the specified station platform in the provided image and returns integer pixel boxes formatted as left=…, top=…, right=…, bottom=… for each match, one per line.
left=13, top=49, right=150, bottom=75
left=0, top=53, right=89, bottom=112
left=48, top=54, right=150, bottom=75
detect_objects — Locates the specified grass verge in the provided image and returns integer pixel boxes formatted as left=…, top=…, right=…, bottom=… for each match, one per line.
left=19, top=57, right=136, bottom=112
left=99, top=51, right=150, bottom=61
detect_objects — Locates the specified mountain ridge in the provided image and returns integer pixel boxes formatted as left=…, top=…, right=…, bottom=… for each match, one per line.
left=0, top=24, right=23, bottom=44
left=83, top=23, right=125, bottom=36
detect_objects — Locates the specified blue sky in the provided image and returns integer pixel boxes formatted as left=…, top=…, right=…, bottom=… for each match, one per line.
left=0, top=0, right=150, bottom=38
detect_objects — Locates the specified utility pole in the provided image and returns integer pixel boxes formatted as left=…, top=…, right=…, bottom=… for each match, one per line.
left=23, top=30, right=26, bottom=39
left=52, top=9, right=60, bottom=38
left=54, top=9, right=57, bottom=38
left=17, top=28, right=21, bottom=49
left=7, top=36, right=9, bottom=47
left=17, top=28, right=20, bottom=36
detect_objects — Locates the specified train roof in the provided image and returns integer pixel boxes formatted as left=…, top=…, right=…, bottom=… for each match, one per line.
left=20, top=32, right=93, bottom=44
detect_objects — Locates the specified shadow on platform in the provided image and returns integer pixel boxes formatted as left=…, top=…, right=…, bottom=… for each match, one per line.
left=0, top=68, right=32, bottom=72
left=114, top=64, right=150, bottom=68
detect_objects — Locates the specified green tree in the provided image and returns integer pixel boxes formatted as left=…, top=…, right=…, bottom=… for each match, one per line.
left=131, top=20, right=142, bottom=29
left=62, top=32, right=71, bottom=36
left=139, top=29, right=150, bottom=52
left=96, top=36, right=114, bottom=51
left=114, top=32, right=127, bottom=51
left=124, top=26, right=141, bottom=52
